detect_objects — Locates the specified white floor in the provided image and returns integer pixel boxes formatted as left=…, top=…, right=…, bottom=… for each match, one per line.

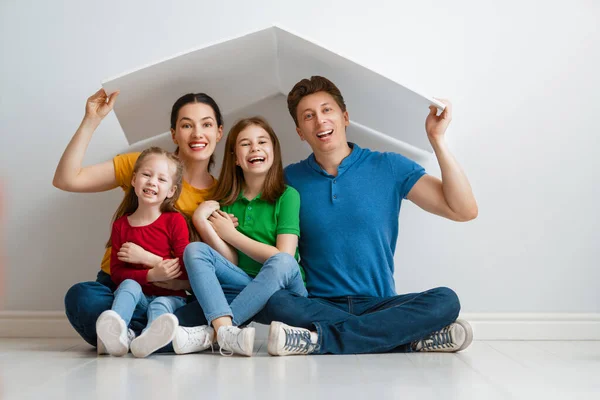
left=1, top=339, right=599, bottom=400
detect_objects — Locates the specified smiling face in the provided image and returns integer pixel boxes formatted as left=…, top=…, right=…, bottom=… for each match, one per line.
left=131, top=154, right=177, bottom=207
left=171, top=102, right=223, bottom=164
left=295, top=91, right=350, bottom=155
left=235, top=124, right=275, bottom=177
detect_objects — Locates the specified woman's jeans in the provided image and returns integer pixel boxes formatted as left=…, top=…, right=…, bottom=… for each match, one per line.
left=64, top=270, right=257, bottom=350
left=183, top=242, right=307, bottom=326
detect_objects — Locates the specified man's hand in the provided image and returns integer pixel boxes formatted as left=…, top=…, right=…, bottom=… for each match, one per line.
left=425, top=99, right=452, bottom=143
left=209, top=210, right=237, bottom=243
left=147, top=259, right=181, bottom=282
left=153, top=279, right=191, bottom=291
left=117, top=242, right=154, bottom=267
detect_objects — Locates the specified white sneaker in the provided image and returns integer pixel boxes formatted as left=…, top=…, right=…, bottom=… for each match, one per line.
left=130, top=314, right=178, bottom=358
left=97, top=328, right=135, bottom=356
left=412, top=319, right=474, bottom=352
left=217, top=326, right=255, bottom=357
left=267, top=322, right=317, bottom=356
left=173, top=325, right=215, bottom=355
left=96, top=310, right=132, bottom=357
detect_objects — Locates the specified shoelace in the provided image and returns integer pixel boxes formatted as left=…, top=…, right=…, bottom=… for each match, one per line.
left=283, top=327, right=314, bottom=354
left=420, top=326, right=455, bottom=351
left=183, top=327, right=211, bottom=346
left=218, top=328, right=237, bottom=357
left=180, top=327, right=215, bottom=354
left=219, top=346, right=233, bottom=356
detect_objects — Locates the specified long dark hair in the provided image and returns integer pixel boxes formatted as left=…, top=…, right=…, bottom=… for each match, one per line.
left=171, top=93, right=223, bottom=172
left=212, top=117, right=285, bottom=206
left=106, top=147, right=200, bottom=247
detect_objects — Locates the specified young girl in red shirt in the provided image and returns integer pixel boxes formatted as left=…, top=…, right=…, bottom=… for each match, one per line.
left=96, top=147, right=193, bottom=358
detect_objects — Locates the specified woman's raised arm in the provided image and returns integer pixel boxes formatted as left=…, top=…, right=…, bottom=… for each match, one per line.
left=53, top=89, right=121, bottom=193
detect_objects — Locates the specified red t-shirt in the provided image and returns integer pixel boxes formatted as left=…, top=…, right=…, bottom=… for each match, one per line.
left=110, top=212, right=189, bottom=298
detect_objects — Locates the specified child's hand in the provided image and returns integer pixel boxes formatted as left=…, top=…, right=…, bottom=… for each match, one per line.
left=194, top=200, right=220, bottom=220
left=147, top=258, right=181, bottom=282
left=117, top=242, right=153, bottom=267
left=209, top=210, right=237, bottom=242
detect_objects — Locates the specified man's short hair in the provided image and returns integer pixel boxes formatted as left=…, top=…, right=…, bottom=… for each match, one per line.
left=287, top=76, right=347, bottom=127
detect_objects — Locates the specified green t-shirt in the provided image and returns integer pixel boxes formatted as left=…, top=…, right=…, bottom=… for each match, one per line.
left=221, top=185, right=303, bottom=278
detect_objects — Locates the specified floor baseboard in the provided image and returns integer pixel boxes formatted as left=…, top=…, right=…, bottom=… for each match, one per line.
left=1, top=311, right=598, bottom=340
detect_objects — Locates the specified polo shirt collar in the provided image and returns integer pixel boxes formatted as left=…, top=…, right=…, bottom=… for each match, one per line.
left=237, top=190, right=262, bottom=203
left=307, top=142, right=362, bottom=177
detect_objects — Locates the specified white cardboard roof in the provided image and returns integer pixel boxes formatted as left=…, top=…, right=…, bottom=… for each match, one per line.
left=103, top=25, right=442, bottom=157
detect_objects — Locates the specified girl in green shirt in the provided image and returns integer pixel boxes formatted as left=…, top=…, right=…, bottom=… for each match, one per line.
left=177, top=116, right=307, bottom=357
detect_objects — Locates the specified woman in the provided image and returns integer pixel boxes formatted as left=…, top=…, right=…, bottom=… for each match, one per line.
left=54, top=88, right=224, bottom=352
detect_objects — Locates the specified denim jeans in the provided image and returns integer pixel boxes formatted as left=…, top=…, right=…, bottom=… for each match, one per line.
left=253, top=287, right=461, bottom=354
left=183, top=242, right=307, bottom=326
left=64, top=270, right=268, bottom=351
left=65, top=272, right=458, bottom=355
left=112, top=279, right=186, bottom=332
left=64, top=271, right=147, bottom=347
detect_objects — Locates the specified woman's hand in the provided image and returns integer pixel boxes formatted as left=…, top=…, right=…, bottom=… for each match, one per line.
left=194, top=200, right=220, bottom=220
left=85, top=88, right=119, bottom=121
left=193, top=201, right=239, bottom=227
left=146, top=259, right=181, bottom=282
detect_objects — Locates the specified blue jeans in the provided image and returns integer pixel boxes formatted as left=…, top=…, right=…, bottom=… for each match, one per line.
left=112, top=279, right=186, bottom=331
left=64, top=270, right=268, bottom=350
left=64, top=271, right=147, bottom=346
left=254, top=287, right=461, bottom=354
left=65, top=273, right=458, bottom=354
left=183, top=242, right=307, bottom=326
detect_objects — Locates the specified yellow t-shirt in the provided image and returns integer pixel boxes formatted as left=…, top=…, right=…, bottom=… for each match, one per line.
left=100, top=152, right=217, bottom=274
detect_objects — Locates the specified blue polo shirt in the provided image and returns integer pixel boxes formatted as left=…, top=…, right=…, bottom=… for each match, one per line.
left=284, top=143, right=426, bottom=298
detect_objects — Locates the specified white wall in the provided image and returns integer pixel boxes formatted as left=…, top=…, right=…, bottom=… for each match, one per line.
left=1, top=0, right=598, bottom=313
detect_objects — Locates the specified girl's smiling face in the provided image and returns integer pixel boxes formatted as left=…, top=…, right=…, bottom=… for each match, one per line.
left=131, top=154, right=177, bottom=206
left=235, top=125, right=274, bottom=176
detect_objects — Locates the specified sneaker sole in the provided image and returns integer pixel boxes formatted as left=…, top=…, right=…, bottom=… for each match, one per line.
left=455, top=319, right=474, bottom=352
left=239, top=327, right=256, bottom=357
left=130, top=314, right=178, bottom=358
left=97, top=338, right=108, bottom=356
left=172, top=328, right=191, bottom=355
left=96, top=312, right=128, bottom=357
left=267, top=321, right=284, bottom=356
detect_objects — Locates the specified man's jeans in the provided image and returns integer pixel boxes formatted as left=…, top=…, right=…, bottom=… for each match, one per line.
left=253, top=287, right=460, bottom=354
left=112, top=279, right=186, bottom=332
left=183, top=242, right=307, bottom=326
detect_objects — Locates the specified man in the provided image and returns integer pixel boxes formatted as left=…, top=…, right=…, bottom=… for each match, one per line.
left=262, top=76, right=478, bottom=355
